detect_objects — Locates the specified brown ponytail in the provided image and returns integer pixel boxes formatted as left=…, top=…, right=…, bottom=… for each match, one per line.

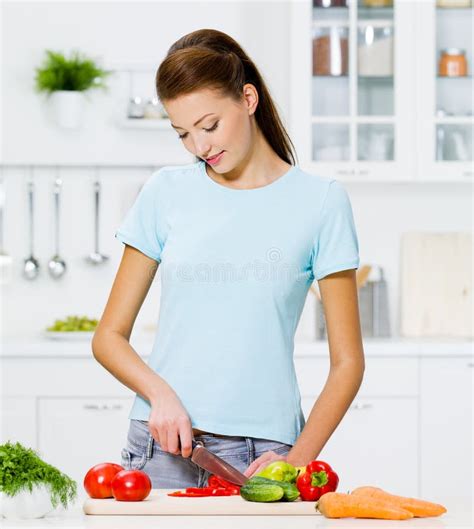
left=155, top=29, right=298, bottom=166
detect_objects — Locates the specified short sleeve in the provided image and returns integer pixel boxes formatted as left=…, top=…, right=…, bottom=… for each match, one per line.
left=312, top=180, right=360, bottom=280
left=115, top=171, right=166, bottom=262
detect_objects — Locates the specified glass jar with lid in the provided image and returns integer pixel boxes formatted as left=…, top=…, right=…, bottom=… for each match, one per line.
left=362, top=0, right=393, bottom=7
left=358, top=26, right=394, bottom=77
left=313, top=26, right=349, bottom=76
left=439, top=49, right=468, bottom=77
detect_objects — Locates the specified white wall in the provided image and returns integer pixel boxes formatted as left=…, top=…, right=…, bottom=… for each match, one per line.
left=1, top=2, right=472, bottom=342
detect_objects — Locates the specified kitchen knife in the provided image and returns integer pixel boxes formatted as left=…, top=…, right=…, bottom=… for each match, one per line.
left=190, top=440, right=249, bottom=487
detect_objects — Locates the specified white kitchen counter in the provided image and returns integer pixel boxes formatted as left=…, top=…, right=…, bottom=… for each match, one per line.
left=0, top=496, right=471, bottom=529
left=1, top=335, right=473, bottom=358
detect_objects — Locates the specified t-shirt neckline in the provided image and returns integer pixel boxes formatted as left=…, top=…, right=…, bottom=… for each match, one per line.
left=199, top=160, right=295, bottom=193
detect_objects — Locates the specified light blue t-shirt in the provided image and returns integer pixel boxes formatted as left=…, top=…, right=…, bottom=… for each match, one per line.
left=115, top=160, right=359, bottom=445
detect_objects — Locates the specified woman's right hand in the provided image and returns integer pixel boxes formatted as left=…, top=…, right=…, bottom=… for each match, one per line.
left=148, top=387, right=194, bottom=458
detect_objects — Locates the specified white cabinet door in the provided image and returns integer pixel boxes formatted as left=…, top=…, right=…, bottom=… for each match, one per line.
left=301, top=396, right=418, bottom=497
left=420, top=357, right=473, bottom=502
left=0, top=397, right=36, bottom=448
left=38, top=397, right=134, bottom=492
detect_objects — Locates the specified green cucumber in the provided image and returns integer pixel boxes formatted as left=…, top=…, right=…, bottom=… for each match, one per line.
left=240, top=483, right=284, bottom=503
left=249, top=476, right=300, bottom=502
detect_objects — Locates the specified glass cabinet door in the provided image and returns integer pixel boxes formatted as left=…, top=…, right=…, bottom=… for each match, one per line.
left=435, top=2, right=473, bottom=165
left=418, top=0, right=473, bottom=180
left=312, top=3, right=350, bottom=162
left=310, top=0, right=413, bottom=180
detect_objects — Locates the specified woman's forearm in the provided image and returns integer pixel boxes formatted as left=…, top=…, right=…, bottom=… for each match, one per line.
left=286, top=359, right=365, bottom=467
left=91, top=330, right=173, bottom=405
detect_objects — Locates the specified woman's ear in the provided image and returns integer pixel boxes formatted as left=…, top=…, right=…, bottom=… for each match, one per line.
left=242, top=83, right=259, bottom=116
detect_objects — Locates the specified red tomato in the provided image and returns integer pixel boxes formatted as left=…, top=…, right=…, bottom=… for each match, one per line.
left=111, top=470, right=152, bottom=502
left=83, top=462, right=124, bottom=498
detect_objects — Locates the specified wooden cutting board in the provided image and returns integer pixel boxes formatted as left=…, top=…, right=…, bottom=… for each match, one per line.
left=83, top=489, right=318, bottom=516
left=400, top=231, right=473, bottom=338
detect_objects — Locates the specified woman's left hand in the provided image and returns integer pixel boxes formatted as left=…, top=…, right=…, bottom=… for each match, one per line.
left=243, top=451, right=287, bottom=478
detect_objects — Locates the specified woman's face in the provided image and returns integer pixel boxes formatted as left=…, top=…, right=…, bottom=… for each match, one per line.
left=163, top=85, right=258, bottom=173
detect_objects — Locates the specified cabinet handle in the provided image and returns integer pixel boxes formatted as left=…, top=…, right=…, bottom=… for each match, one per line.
left=336, top=169, right=355, bottom=176
left=350, top=402, right=373, bottom=411
left=467, top=362, right=474, bottom=368
left=462, top=171, right=473, bottom=178
left=83, top=404, right=124, bottom=411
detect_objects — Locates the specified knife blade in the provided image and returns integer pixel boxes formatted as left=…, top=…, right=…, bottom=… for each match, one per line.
left=190, top=440, right=249, bottom=487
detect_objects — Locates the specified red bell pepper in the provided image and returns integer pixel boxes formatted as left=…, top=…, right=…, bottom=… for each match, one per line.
left=296, top=460, right=339, bottom=501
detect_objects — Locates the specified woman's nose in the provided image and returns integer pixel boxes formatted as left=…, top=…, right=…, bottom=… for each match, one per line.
left=194, top=138, right=212, bottom=158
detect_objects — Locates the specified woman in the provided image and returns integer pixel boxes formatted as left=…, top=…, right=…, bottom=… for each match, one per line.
left=92, top=28, right=365, bottom=489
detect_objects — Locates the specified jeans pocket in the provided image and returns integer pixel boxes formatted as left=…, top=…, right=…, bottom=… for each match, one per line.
left=121, top=443, right=147, bottom=471
left=273, top=444, right=292, bottom=456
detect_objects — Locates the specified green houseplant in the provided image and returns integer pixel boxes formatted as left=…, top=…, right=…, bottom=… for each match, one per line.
left=34, top=49, right=112, bottom=128
left=0, top=441, right=77, bottom=519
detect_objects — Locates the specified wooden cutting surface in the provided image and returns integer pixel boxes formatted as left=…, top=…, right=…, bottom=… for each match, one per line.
left=83, top=489, right=318, bottom=516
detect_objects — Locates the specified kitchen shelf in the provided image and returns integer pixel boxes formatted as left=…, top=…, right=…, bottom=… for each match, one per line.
left=434, top=116, right=474, bottom=123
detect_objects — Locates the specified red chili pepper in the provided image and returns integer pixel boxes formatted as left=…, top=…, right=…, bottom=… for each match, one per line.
left=207, top=475, right=241, bottom=494
left=167, top=486, right=235, bottom=497
left=296, top=460, right=339, bottom=501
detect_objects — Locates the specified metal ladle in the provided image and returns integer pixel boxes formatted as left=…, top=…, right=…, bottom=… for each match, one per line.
left=23, top=176, right=40, bottom=280
left=48, top=177, right=67, bottom=279
left=86, top=175, right=109, bottom=265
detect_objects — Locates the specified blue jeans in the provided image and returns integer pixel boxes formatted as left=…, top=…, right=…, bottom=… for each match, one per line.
left=121, top=419, right=293, bottom=488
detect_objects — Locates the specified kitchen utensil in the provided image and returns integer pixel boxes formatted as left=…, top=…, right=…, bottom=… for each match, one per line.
left=191, top=440, right=249, bottom=487
left=83, top=489, right=317, bottom=515
left=0, top=173, right=13, bottom=285
left=23, top=177, right=40, bottom=280
left=48, top=177, right=67, bottom=279
left=85, top=177, right=109, bottom=265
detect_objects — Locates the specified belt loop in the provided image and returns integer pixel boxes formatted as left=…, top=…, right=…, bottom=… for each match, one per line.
left=245, top=437, right=255, bottom=466
left=146, top=433, right=154, bottom=460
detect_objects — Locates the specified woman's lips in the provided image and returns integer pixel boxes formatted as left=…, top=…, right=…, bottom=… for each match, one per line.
left=206, top=151, right=224, bottom=165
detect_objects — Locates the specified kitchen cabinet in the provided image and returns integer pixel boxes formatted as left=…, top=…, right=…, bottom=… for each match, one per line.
left=289, top=0, right=473, bottom=182
left=38, top=397, right=134, bottom=487
left=416, top=1, right=473, bottom=180
left=420, top=356, right=474, bottom=503
left=296, top=356, right=419, bottom=495
left=301, top=396, right=418, bottom=496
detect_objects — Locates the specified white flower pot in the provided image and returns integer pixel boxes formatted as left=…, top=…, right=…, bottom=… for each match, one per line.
left=0, top=483, right=55, bottom=519
left=50, top=90, right=85, bottom=129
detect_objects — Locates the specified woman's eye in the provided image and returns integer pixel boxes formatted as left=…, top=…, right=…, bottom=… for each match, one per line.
left=204, top=121, right=219, bottom=133
left=177, top=121, right=218, bottom=140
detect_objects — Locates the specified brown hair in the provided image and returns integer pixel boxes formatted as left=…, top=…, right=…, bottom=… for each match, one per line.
left=155, top=29, right=297, bottom=166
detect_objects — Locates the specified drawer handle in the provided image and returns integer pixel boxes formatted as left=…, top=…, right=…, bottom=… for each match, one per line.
left=462, top=171, right=473, bottom=178
left=350, top=402, right=373, bottom=411
left=467, top=362, right=474, bottom=368
left=83, top=404, right=124, bottom=411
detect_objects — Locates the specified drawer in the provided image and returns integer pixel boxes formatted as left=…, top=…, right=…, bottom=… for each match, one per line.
left=295, top=357, right=419, bottom=397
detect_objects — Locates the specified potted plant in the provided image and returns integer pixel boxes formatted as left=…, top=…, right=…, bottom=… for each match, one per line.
left=0, top=441, right=77, bottom=519
left=34, top=49, right=112, bottom=128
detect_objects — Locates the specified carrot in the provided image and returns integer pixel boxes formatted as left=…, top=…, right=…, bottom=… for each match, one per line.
left=317, top=492, right=414, bottom=520
left=351, top=486, right=447, bottom=517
